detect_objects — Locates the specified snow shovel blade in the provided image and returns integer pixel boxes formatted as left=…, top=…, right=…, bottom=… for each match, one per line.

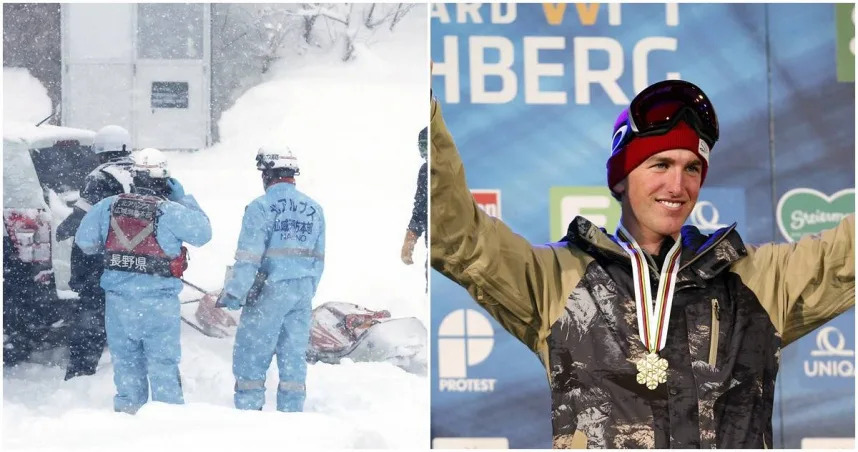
left=194, top=292, right=238, bottom=337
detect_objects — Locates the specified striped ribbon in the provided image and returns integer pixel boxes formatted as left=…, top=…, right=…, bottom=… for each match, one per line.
left=616, top=225, right=682, bottom=353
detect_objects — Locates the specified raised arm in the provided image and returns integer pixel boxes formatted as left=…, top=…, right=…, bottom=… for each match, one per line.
left=429, top=96, right=587, bottom=356
left=731, top=215, right=855, bottom=345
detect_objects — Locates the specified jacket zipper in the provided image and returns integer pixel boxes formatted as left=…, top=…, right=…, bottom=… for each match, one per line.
left=708, top=298, right=720, bottom=366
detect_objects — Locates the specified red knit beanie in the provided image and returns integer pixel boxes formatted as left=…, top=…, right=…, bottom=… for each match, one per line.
left=606, top=108, right=711, bottom=193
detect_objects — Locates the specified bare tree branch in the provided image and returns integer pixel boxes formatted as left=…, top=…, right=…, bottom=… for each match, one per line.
left=390, top=3, right=416, bottom=31
left=301, top=3, right=319, bottom=44
left=364, top=3, right=376, bottom=28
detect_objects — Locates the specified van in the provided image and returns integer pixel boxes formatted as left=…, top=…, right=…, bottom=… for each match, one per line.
left=3, top=122, right=97, bottom=365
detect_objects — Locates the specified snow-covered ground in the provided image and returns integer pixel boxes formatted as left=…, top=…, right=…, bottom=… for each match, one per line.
left=3, top=8, right=429, bottom=450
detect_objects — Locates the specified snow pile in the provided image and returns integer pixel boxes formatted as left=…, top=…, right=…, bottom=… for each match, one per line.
left=3, top=67, right=52, bottom=123
left=3, top=7, right=428, bottom=450
left=4, top=333, right=427, bottom=450
left=173, top=8, right=429, bottom=323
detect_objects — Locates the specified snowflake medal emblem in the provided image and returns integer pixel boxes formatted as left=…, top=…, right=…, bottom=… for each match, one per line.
left=636, top=352, right=669, bottom=390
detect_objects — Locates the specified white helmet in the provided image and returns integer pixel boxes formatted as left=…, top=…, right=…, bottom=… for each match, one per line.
left=132, top=148, right=170, bottom=179
left=92, top=125, right=131, bottom=154
left=256, top=144, right=300, bottom=175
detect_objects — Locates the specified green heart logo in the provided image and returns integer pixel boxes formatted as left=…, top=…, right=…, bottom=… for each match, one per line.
left=776, top=188, right=854, bottom=242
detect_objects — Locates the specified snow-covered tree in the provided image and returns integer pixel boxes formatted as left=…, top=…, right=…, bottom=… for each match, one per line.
left=299, top=3, right=419, bottom=61
left=214, top=3, right=417, bottom=70
left=3, top=3, right=62, bottom=123
left=211, top=3, right=418, bottom=140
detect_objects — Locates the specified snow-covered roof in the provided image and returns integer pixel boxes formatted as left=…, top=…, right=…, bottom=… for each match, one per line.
left=3, top=121, right=96, bottom=149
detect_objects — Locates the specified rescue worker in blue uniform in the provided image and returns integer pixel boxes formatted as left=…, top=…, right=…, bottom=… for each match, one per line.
left=57, top=125, right=135, bottom=380
left=75, top=148, right=212, bottom=413
left=218, top=144, right=325, bottom=412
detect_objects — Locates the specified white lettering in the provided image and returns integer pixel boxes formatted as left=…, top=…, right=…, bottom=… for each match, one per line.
left=632, top=37, right=678, bottom=94
left=666, top=3, right=680, bottom=26
left=457, top=3, right=483, bottom=24
left=804, top=359, right=855, bottom=377
left=840, top=360, right=854, bottom=376
left=433, top=2, right=517, bottom=24
left=478, top=203, right=499, bottom=218
left=439, top=378, right=498, bottom=392
left=435, top=35, right=686, bottom=105
left=430, top=3, right=450, bottom=23
left=434, top=36, right=461, bottom=103
left=790, top=210, right=848, bottom=231
left=608, top=3, right=622, bottom=25
left=524, top=36, right=567, bottom=104
left=561, top=195, right=612, bottom=229
left=491, top=3, right=516, bottom=24
left=470, top=36, right=517, bottom=103
left=573, top=37, right=628, bottom=105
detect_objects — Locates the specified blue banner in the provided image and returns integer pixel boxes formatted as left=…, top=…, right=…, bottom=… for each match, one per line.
left=431, top=3, right=854, bottom=449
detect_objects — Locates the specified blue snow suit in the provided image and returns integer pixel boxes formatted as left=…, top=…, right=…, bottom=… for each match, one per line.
left=224, top=181, right=325, bottom=412
left=75, top=185, right=211, bottom=413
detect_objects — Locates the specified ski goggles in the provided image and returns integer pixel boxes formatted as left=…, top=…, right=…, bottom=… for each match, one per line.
left=612, top=80, right=719, bottom=154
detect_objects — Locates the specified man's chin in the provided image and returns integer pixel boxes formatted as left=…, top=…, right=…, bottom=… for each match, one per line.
left=652, top=220, right=686, bottom=238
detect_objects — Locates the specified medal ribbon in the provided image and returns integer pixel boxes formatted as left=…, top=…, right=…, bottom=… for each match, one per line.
left=616, top=224, right=682, bottom=352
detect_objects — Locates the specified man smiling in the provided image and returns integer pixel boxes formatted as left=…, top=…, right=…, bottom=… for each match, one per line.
left=430, top=79, right=855, bottom=448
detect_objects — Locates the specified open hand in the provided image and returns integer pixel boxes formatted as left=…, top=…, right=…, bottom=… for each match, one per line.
left=401, top=229, right=418, bottom=265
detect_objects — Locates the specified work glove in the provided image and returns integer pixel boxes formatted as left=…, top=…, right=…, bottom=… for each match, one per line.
left=400, top=229, right=418, bottom=265
left=167, top=177, right=185, bottom=201
left=216, top=291, right=242, bottom=311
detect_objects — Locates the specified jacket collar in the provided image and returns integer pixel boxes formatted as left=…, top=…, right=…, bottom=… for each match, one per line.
left=266, top=181, right=297, bottom=193
left=561, top=216, right=748, bottom=285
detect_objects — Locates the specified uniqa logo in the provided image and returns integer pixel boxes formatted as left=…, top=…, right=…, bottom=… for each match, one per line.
left=690, top=200, right=727, bottom=231
left=804, top=326, right=855, bottom=378
left=437, top=309, right=497, bottom=392
left=776, top=188, right=854, bottom=242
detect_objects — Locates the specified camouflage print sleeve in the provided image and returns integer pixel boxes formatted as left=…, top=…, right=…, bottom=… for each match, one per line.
left=429, top=96, right=588, bottom=355
left=731, top=215, right=855, bottom=346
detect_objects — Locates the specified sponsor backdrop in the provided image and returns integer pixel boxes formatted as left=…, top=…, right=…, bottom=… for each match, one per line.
left=430, top=3, right=855, bottom=449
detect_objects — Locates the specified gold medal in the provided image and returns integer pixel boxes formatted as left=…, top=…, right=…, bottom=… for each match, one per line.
left=617, top=226, right=682, bottom=391
left=635, top=352, right=669, bottom=390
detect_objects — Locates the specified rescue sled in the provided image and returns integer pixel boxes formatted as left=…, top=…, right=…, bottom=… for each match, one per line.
left=182, top=295, right=427, bottom=374
left=306, top=301, right=427, bottom=374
